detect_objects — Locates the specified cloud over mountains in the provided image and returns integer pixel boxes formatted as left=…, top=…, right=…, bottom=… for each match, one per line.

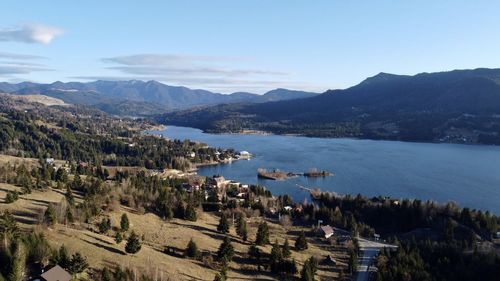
left=0, top=23, right=64, bottom=44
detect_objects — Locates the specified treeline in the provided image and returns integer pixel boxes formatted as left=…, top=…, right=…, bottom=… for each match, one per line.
left=0, top=104, right=232, bottom=170
left=375, top=240, right=500, bottom=281
left=307, top=193, right=498, bottom=241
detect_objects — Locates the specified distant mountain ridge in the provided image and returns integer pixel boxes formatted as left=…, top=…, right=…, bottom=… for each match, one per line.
left=0, top=80, right=318, bottom=116
left=158, top=68, right=500, bottom=144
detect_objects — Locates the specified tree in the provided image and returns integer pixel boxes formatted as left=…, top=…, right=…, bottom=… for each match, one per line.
left=57, top=245, right=71, bottom=269
left=248, top=245, right=262, bottom=271
left=295, top=231, right=308, bottom=251
left=270, top=239, right=283, bottom=273
left=68, top=252, right=88, bottom=274
left=5, top=191, right=19, bottom=203
left=0, top=211, right=20, bottom=246
left=282, top=238, right=292, bottom=258
left=301, top=256, right=317, bottom=281
left=115, top=232, right=123, bottom=244
left=217, top=236, right=234, bottom=263
left=98, top=217, right=111, bottom=234
left=65, top=187, right=75, bottom=206
left=125, top=231, right=142, bottom=254
left=236, top=214, right=248, bottom=241
left=217, top=213, right=230, bottom=234
left=185, top=238, right=200, bottom=259
left=348, top=249, right=358, bottom=274
left=120, top=213, right=129, bottom=231
left=9, top=240, right=26, bottom=281
left=255, top=222, right=269, bottom=245
left=44, top=204, right=57, bottom=226
left=184, top=203, right=197, bottom=221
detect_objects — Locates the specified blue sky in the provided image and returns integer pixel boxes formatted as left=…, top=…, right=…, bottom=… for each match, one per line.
left=1, top=0, right=499, bottom=94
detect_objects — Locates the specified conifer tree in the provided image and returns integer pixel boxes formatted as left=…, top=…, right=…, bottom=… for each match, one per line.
left=185, top=238, right=200, bottom=258
left=120, top=213, right=129, bottom=231
left=282, top=238, right=292, bottom=258
left=255, top=222, right=269, bottom=245
left=217, top=236, right=234, bottom=263
left=217, top=213, right=230, bottom=233
left=125, top=231, right=142, bottom=254
left=295, top=231, right=308, bottom=251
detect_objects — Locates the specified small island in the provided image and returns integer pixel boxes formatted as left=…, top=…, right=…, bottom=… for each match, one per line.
left=257, top=168, right=332, bottom=180
left=303, top=168, right=333, bottom=177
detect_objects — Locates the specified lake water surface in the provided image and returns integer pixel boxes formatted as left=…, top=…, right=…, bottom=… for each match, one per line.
left=150, top=126, right=500, bottom=214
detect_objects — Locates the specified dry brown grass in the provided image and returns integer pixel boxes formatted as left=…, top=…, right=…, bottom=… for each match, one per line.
left=1, top=172, right=347, bottom=280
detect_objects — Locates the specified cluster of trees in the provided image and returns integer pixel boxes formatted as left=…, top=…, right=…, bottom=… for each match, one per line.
left=376, top=240, right=500, bottom=281
left=0, top=211, right=88, bottom=279
left=0, top=106, right=233, bottom=171
left=304, top=193, right=498, bottom=241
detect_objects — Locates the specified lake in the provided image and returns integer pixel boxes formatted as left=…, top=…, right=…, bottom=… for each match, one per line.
left=149, top=126, right=500, bottom=214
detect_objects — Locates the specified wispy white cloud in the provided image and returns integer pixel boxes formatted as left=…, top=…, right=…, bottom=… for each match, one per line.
left=0, top=51, right=51, bottom=78
left=0, top=51, right=46, bottom=60
left=86, top=53, right=304, bottom=93
left=0, top=23, right=64, bottom=44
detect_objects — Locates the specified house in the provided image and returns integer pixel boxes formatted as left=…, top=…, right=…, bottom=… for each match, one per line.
left=38, top=265, right=72, bottom=281
left=320, top=225, right=334, bottom=239
left=238, top=151, right=251, bottom=159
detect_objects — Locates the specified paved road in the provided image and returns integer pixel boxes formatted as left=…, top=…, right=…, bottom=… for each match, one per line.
left=354, top=238, right=397, bottom=281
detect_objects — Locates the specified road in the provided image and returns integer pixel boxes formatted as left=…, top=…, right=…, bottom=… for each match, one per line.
left=354, top=238, right=397, bottom=281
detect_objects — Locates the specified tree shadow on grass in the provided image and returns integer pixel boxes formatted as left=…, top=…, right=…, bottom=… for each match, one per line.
left=81, top=238, right=126, bottom=255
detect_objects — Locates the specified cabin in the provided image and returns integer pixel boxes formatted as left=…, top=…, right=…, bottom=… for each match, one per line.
left=37, top=265, right=72, bottom=281
left=320, top=225, right=334, bottom=239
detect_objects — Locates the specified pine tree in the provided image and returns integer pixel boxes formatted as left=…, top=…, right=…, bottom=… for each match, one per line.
left=348, top=249, right=358, bottom=274
left=115, top=232, right=123, bottom=244
left=248, top=245, right=262, bottom=271
left=120, top=213, right=129, bottom=231
left=282, top=238, right=292, bottom=258
left=125, top=231, right=142, bottom=254
left=301, top=256, right=317, bottom=281
left=185, top=238, right=200, bottom=258
left=217, top=213, right=230, bottom=233
left=184, top=203, right=197, bottom=221
left=236, top=214, right=248, bottom=241
left=270, top=239, right=283, bottom=273
left=255, top=222, right=269, bottom=245
left=68, top=252, right=88, bottom=274
left=295, top=231, right=308, bottom=251
left=65, top=187, right=75, bottom=206
left=9, top=240, right=26, bottom=281
left=98, top=217, right=111, bottom=234
left=44, top=204, right=57, bottom=226
left=58, top=245, right=71, bottom=269
left=217, top=236, right=234, bottom=263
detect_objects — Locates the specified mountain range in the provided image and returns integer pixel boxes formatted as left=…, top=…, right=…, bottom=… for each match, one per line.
left=158, top=68, right=500, bottom=144
left=0, top=80, right=318, bottom=116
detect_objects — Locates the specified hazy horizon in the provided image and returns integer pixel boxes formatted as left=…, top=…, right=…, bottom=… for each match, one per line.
left=2, top=1, right=500, bottom=94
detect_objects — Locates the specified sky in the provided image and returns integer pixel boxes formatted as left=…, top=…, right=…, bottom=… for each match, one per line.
left=1, top=0, right=500, bottom=94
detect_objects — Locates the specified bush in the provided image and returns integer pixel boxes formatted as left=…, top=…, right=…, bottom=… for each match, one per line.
left=5, top=191, right=19, bottom=203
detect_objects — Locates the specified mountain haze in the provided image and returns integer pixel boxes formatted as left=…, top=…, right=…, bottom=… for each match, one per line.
left=158, top=68, right=500, bottom=144
left=0, top=80, right=318, bottom=116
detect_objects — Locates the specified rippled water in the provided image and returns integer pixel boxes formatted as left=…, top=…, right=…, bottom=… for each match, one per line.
left=149, top=126, right=500, bottom=214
